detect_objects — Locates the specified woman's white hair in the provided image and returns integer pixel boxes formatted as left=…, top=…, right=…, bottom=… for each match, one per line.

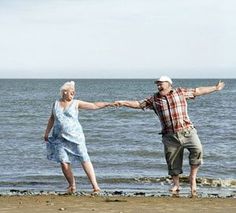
left=60, top=81, right=75, bottom=97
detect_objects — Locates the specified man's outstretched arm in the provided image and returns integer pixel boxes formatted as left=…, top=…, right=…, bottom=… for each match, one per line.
left=114, top=100, right=142, bottom=109
left=194, top=80, right=225, bottom=96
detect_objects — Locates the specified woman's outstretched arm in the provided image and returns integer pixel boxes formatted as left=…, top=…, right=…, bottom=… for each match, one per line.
left=78, top=100, right=115, bottom=110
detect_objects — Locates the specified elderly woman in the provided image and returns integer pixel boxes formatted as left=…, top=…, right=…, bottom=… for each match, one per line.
left=44, top=81, right=113, bottom=194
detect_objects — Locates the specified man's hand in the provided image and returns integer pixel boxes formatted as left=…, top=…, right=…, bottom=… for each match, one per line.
left=215, top=80, right=225, bottom=91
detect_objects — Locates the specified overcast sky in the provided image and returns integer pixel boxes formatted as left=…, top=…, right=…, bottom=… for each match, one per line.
left=0, top=0, right=235, bottom=78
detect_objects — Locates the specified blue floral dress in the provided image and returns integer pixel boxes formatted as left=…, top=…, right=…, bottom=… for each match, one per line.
left=47, top=100, right=90, bottom=164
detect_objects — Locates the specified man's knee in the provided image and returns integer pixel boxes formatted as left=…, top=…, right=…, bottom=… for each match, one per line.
left=189, top=150, right=203, bottom=165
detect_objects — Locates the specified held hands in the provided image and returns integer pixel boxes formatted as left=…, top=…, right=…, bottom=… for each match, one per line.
left=113, top=101, right=125, bottom=107
left=113, top=101, right=141, bottom=109
left=215, top=80, right=225, bottom=91
left=106, top=102, right=119, bottom=107
left=105, top=101, right=126, bottom=107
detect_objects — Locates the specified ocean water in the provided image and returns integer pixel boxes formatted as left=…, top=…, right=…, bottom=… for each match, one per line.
left=0, top=79, right=235, bottom=197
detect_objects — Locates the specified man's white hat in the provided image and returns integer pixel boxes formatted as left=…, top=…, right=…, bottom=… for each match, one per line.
left=154, top=75, right=172, bottom=85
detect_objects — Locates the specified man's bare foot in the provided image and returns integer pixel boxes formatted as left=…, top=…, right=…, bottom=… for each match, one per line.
left=189, top=176, right=197, bottom=197
left=169, top=185, right=180, bottom=192
left=190, top=190, right=197, bottom=198
left=170, top=175, right=180, bottom=192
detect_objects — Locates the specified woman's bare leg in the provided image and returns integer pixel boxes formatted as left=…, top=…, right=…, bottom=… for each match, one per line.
left=82, top=161, right=100, bottom=191
left=61, top=162, right=76, bottom=192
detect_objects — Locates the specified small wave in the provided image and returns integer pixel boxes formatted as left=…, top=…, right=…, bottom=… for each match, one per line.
left=196, top=177, right=236, bottom=187
left=100, top=176, right=236, bottom=187
left=0, top=176, right=235, bottom=190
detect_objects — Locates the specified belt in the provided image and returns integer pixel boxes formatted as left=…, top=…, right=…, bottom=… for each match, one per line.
left=160, top=126, right=195, bottom=135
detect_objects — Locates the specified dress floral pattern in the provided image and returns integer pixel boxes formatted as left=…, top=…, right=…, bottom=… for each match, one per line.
left=46, top=100, right=90, bottom=163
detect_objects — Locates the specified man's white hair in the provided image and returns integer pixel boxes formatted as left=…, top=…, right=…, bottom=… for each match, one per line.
left=60, top=81, right=75, bottom=97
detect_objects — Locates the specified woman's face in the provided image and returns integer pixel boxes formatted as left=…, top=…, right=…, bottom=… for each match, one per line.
left=62, top=89, right=75, bottom=101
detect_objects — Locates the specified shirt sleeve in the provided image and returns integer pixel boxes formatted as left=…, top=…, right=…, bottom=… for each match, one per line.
left=139, top=96, right=154, bottom=110
left=178, top=88, right=196, bottom=99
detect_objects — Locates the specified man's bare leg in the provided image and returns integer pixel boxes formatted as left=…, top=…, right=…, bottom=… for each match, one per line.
left=170, top=175, right=180, bottom=192
left=189, top=165, right=199, bottom=196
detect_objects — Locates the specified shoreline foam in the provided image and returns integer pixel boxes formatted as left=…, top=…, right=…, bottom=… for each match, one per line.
left=0, top=189, right=235, bottom=198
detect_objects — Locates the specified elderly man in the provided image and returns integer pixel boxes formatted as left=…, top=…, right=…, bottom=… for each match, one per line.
left=115, top=76, right=225, bottom=196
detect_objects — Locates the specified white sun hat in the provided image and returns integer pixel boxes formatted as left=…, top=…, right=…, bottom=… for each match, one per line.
left=154, top=75, right=173, bottom=85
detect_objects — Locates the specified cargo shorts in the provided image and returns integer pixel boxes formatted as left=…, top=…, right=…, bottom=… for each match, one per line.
left=162, top=127, right=203, bottom=176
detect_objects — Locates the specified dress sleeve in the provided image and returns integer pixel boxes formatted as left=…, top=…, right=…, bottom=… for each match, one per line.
left=74, top=99, right=80, bottom=108
left=52, top=101, right=56, bottom=115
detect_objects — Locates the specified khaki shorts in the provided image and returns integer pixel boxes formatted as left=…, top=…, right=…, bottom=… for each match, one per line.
left=162, top=128, right=203, bottom=176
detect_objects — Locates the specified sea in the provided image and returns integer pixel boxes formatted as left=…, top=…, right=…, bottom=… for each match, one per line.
left=0, top=79, right=235, bottom=197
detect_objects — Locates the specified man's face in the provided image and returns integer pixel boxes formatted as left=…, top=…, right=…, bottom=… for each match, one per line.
left=156, top=81, right=171, bottom=92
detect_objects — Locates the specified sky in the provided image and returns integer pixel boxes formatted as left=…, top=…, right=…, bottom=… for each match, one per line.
left=0, top=0, right=235, bottom=79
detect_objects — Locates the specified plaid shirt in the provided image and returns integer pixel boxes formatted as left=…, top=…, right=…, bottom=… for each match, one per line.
left=140, top=88, right=196, bottom=134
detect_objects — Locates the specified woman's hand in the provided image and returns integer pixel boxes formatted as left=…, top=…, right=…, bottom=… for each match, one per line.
left=44, top=134, right=48, bottom=142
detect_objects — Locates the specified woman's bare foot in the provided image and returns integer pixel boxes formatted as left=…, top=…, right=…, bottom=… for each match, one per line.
left=91, top=188, right=101, bottom=195
left=66, top=185, right=76, bottom=194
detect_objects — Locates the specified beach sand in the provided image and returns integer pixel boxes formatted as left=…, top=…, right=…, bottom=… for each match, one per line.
left=0, top=195, right=235, bottom=213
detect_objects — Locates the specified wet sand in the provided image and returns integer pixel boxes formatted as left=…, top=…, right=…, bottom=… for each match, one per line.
left=0, top=195, right=235, bottom=213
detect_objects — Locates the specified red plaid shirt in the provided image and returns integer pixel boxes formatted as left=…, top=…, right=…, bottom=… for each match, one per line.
left=141, top=88, right=196, bottom=134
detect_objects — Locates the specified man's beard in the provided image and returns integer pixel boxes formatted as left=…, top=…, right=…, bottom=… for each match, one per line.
left=158, top=86, right=164, bottom=92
